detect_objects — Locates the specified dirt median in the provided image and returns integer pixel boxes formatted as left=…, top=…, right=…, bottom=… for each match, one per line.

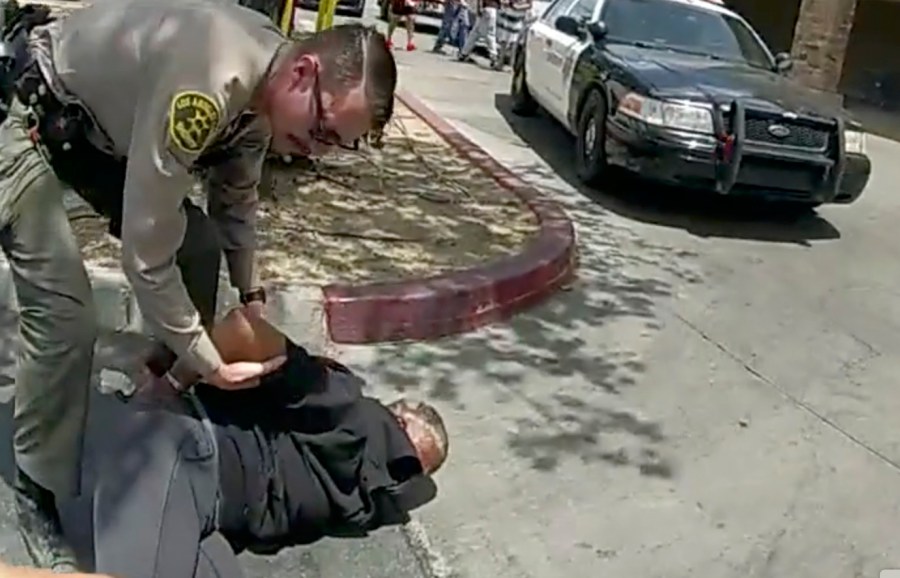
left=73, top=101, right=540, bottom=286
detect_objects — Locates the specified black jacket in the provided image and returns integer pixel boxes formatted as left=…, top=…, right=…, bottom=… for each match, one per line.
left=194, top=341, right=437, bottom=554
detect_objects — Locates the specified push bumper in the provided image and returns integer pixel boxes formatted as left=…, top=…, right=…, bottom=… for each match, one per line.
left=605, top=101, right=871, bottom=205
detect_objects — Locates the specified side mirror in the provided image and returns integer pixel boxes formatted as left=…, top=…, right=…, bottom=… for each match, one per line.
left=774, top=52, right=793, bottom=72
left=587, top=20, right=607, bottom=42
left=555, top=15, right=584, bottom=38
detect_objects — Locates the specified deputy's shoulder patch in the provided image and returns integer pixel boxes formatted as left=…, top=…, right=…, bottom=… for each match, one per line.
left=168, top=91, right=222, bottom=154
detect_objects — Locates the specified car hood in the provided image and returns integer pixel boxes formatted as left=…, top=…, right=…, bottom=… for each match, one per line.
left=606, top=44, right=847, bottom=122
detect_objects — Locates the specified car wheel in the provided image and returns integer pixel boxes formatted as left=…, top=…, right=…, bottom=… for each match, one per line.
left=510, top=52, right=537, bottom=116
left=575, top=89, right=608, bottom=187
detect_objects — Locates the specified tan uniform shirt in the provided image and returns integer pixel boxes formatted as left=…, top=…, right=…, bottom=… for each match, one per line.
left=29, top=0, right=286, bottom=376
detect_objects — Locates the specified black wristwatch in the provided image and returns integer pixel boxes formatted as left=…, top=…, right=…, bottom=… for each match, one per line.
left=240, top=286, right=267, bottom=305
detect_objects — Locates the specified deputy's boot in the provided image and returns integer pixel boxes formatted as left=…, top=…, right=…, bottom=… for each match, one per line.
left=14, top=469, right=78, bottom=572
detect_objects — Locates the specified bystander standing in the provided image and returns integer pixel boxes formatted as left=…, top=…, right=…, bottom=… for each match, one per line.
left=496, top=0, right=531, bottom=70
left=458, top=0, right=499, bottom=67
left=432, top=0, right=469, bottom=54
left=386, top=0, right=418, bottom=50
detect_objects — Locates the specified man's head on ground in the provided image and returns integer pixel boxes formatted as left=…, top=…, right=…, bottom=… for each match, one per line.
left=387, top=398, right=449, bottom=476
left=259, top=23, right=397, bottom=157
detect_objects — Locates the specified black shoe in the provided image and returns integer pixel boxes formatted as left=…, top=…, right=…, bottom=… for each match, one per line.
left=14, top=469, right=78, bottom=572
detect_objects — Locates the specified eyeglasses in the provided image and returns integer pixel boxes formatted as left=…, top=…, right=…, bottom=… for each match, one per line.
left=310, top=67, right=358, bottom=152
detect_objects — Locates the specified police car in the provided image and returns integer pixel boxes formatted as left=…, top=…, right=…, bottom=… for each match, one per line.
left=510, top=0, right=872, bottom=208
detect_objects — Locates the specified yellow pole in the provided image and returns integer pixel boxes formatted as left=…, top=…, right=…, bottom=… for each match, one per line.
left=279, top=0, right=295, bottom=35
left=324, top=0, right=336, bottom=29
left=315, top=0, right=337, bottom=31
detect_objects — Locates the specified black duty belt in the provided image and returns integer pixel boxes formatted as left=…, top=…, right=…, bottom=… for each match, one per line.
left=15, top=61, right=128, bottom=236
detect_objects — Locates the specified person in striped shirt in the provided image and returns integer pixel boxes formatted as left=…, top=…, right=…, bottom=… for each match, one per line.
left=495, top=0, right=532, bottom=70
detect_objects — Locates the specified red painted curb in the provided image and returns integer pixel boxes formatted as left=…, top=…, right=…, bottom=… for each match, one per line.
left=322, top=90, right=577, bottom=344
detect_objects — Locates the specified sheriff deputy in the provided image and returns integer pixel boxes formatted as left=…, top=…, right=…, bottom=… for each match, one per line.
left=0, top=0, right=396, bottom=569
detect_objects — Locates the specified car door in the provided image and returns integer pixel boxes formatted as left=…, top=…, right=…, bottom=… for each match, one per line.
left=525, top=0, right=580, bottom=108
left=541, top=0, right=602, bottom=125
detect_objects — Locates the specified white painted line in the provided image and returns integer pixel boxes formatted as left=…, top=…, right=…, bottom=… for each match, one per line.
left=401, top=517, right=454, bottom=578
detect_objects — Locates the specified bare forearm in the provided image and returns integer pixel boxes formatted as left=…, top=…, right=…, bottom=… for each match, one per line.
left=170, top=307, right=286, bottom=385
left=210, top=307, right=286, bottom=363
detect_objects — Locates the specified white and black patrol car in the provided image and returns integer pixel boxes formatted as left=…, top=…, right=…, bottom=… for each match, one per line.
left=509, top=0, right=872, bottom=209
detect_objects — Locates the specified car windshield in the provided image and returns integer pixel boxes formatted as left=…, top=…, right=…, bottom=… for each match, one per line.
left=600, top=0, right=774, bottom=70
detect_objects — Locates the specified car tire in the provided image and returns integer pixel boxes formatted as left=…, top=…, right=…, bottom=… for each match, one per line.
left=511, top=52, right=538, bottom=116
left=575, top=89, right=609, bottom=187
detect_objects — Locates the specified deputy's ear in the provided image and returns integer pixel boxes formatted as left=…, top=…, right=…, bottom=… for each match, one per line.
left=289, top=54, right=318, bottom=92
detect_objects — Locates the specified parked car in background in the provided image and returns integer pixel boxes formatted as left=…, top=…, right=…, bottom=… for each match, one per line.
left=510, top=0, right=872, bottom=210
left=299, top=0, right=366, bottom=18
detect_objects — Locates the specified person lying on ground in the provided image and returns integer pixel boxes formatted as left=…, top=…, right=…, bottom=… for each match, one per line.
left=91, top=307, right=449, bottom=578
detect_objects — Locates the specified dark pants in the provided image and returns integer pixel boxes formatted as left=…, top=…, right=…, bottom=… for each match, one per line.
left=92, top=395, right=242, bottom=578
left=434, top=3, right=468, bottom=50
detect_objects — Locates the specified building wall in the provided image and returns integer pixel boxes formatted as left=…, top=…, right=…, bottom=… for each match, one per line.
left=727, top=0, right=900, bottom=107
left=839, top=0, right=900, bottom=105
left=727, top=0, right=800, bottom=54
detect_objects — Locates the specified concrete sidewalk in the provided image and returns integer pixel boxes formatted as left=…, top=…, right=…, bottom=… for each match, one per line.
left=325, top=41, right=900, bottom=578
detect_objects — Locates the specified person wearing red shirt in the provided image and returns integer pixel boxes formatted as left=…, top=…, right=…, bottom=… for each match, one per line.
left=386, top=0, right=418, bottom=50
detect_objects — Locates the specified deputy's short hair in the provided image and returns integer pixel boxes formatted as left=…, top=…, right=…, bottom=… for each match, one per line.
left=290, top=23, right=397, bottom=132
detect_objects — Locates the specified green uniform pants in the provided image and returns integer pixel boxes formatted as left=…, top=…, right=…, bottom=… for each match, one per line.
left=0, top=98, right=222, bottom=499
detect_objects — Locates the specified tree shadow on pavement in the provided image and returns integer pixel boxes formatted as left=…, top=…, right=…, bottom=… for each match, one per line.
left=355, top=151, right=706, bottom=476
left=493, top=94, right=842, bottom=247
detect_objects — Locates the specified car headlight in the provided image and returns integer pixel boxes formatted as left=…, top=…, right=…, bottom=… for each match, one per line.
left=618, top=92, right=713, bottom=134
left=844, top=129, right=866, bottom=154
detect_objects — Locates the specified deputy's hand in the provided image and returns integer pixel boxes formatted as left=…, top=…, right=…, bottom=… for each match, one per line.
left=203, top=356, right=287, bottom=390
left=243, top=299, right=266, bottom=319
left=131, top=369, right=181, bottom=404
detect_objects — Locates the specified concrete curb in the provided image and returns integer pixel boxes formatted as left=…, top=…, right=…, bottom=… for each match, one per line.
left=0, top=259, right=335, bottom=353
left=0, top=91, right=576, bottom=349
left=320, top=90, right=578, bottom=343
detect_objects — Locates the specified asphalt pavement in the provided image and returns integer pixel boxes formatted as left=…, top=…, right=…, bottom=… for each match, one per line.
left=328, top=8, right=900, bottom=578
left=1, top=6, right=900, bottom=578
